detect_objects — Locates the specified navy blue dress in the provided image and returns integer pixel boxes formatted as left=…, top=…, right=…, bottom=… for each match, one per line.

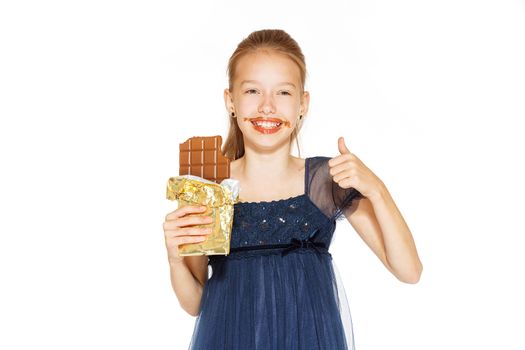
left=188, top=156, right=365, bottom=350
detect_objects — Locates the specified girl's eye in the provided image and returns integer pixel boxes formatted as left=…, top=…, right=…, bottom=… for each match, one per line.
left=245, top=89, right=291, bottom=95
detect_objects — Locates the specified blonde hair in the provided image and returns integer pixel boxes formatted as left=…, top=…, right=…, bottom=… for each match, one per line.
left=222, top=29, right=308, bottom=160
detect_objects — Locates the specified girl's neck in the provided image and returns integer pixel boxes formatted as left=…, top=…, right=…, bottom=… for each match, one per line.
left=233, top=147, right=297, bottom=179
left=230, top=153, right=305, bottom=203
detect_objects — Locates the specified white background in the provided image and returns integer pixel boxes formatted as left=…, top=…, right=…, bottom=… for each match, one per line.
left=1, top=0, right=524, bottom=349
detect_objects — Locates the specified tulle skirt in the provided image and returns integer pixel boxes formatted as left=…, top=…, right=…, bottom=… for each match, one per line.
left=188, top=250, right=355, bottom=350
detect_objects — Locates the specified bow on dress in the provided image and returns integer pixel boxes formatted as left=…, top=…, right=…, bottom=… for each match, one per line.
left=281, top=228, right=328, bottom=257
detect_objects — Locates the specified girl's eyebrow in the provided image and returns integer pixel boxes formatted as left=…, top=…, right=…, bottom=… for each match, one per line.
left=241, top=80, right=296, bottom=88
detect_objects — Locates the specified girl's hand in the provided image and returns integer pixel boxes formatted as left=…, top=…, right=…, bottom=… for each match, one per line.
left=328, top=137, right=385, bottom=199
left=163, top=205, right=214, bottom=264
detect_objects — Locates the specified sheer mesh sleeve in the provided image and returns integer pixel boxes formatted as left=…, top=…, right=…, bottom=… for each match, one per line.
left=306, top=156, right=365, bottom=222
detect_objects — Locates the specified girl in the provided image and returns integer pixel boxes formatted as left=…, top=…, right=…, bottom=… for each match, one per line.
left=163, top=29, right=422, bottom=349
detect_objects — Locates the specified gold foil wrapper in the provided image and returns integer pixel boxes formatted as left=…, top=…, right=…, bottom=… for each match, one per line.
left=166, top=175, right=240, bottom=256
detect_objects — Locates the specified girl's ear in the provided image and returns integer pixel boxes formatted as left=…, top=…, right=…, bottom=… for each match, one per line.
left=224, top=88, right=234, bottom=111
left=301, top=90, right=310, bottom=116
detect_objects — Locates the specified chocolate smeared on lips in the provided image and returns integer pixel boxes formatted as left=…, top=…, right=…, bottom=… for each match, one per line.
left=242, top=117, right=292, bottom=128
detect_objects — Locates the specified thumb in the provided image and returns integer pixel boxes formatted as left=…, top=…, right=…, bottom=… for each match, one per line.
left=338, top=137, right=351, bottom=155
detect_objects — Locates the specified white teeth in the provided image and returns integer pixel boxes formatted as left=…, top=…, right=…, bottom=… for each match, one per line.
left=252, top=121, right=281, bottom=129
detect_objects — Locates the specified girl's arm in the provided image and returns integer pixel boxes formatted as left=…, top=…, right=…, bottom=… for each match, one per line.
left=329, top=137, right=422, bottom=283
left=169, top=256, right=207, bottom=316
left=347, top=183, right=423, bottom=283
left=163, top=205, right=211, bottom=316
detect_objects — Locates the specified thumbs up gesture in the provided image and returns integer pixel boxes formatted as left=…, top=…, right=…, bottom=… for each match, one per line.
left=328, top=137, right=383, bottom=199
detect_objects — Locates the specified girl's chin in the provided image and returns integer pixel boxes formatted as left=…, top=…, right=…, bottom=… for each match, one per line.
left=246, top=138, right=293, bottom=153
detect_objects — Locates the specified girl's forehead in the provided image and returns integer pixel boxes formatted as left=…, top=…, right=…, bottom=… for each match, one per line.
left=238, top=51, right=291, bottom=67
left=234, top=52, right=300, bottom=84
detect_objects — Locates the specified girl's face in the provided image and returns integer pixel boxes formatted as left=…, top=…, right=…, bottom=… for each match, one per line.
left=224, top=50, right=309, bottom=151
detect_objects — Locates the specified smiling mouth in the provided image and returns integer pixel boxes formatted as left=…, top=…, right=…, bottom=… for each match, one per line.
left=242, top=117, right=292, bottom=129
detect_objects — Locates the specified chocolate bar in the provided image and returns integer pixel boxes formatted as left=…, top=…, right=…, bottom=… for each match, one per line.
left=179, top=135, right=231, bottom=184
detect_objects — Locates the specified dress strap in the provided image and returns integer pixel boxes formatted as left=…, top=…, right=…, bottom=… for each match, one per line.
left=304, top=157, right=310, bottom=197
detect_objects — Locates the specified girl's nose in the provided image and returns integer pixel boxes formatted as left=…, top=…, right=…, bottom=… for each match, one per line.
left=258, top=95, right=276, bottom=114
left=261, top=105, right=273, bottom=114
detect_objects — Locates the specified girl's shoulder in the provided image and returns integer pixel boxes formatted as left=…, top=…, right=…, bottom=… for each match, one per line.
left=306, top=155, right=331, bottom=162
left=305, top=156, right=331, bottom=172
left=304, top=156, right=332, bottom=194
